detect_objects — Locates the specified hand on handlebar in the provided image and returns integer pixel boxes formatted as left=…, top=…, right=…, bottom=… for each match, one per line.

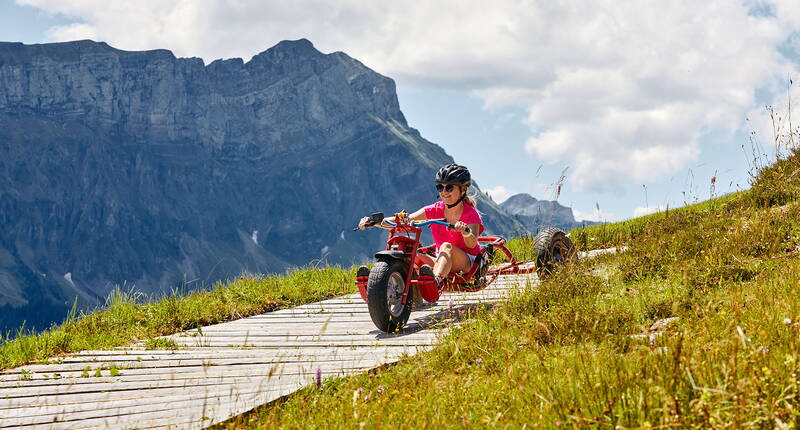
left=450, top=221, right=472, bottom=236
left=354, top=212, right=385, bottom=231
left=356, top=216, right=370, bottom=230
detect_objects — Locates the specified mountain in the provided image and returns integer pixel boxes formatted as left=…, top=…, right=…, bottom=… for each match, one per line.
left=0, top=39, right=527, bottom=332
left=499, top=193, right=600, bottom=233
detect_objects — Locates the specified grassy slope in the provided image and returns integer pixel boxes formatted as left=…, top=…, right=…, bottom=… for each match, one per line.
left=0, top=266, right=358, bottom=370
left=220, top=153, right=800, bottom=428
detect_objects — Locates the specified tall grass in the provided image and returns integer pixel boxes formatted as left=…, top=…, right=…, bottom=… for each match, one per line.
left=220, top=151, right=800, bottom=428
left=0, top=265, right=358, bottom=370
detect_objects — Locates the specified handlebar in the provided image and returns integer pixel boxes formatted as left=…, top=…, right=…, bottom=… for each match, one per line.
left=426, top=220, right=472, bottom=235
left=357, top=217, right=470, bottom=234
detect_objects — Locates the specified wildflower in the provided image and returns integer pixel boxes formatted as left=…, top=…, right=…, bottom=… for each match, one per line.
left=784, top=318, right=793, bottom=325
left=377, top=385, right=385, bottom=393
left=315, top=367, right=322, bottom=389
left=475, top=358, right=483, bottom=365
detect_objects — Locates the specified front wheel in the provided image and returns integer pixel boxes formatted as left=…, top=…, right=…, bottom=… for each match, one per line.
left=533, top=227, right=577, bottom=278
left=367, top=260, right=412, bottom=333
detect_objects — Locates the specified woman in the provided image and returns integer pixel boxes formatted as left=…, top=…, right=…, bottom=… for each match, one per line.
left=358, top=163, right=484, bottom=287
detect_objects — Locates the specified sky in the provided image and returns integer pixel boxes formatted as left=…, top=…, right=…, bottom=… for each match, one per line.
left=2, top=1, right=800, bottom=221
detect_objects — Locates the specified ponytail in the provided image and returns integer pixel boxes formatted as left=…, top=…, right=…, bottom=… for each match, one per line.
left=464, top=187, right=477, bottom=208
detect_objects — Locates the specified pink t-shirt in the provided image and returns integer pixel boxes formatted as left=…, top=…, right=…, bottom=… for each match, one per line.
left=423, top=201, right=484, bottom=256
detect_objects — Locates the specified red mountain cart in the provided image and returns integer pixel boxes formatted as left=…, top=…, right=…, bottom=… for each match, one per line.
left=355, top=211, right=575, bottom=332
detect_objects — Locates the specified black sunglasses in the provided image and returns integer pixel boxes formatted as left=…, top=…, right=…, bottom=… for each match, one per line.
left=436, top=183, right=457, bottom=193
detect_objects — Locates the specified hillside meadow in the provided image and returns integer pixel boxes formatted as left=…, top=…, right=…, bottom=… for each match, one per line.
left=219, top=151, right=800, bottom=428
left=2, top=150, right=799, bottom=428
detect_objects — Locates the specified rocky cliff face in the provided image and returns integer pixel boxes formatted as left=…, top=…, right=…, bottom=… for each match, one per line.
left=0, top=39, right=526, bottom=332
left=499, top=193, right=600, bottom=234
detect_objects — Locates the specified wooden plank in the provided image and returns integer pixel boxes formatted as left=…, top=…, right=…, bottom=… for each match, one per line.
left=230, top=298, right=507, bottom=319
left=0, top=384, right=295, bottom=422
left=0, top=359, right=389, bottom=391
left=1, top=363, right=378, bottom=417
left=175, top=320, right=411, bottom=332
left=234, top=308, right=496, bottom=319
left=167, top=329, right=424, bottom=338
left=0, top=377, right=308, bottom=410
left=59, top=385, right=301, bottom=430
left=175, top=326, right=398, bottom=335
left=84, top=343, right=428, bottom=355
left=0, top=382, right=304, bottom=429
left=2, top=373, right=328, bottom=400
left=286, top=296, right=506, bottom=311
left=166, top=331, right=442, bottom=341
left=52, top=345, right=424, bottom=362
left=163, top=339, right=439, bottom=348
left=219, top=306, right=499, bottom=323
left=3, top=350, right=408, bottom=376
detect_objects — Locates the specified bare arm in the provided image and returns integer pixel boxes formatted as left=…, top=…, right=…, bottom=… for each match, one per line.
left=377, top=208, right=427, bottom=229
left=452, top=221, right=480, bottom=248
left=357, top=208, right=428, bottom=230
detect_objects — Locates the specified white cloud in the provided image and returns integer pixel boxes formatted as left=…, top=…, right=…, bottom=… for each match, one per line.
left=525, top=130, right=575, bottom=160
left=46, top=23, right=98, bottom=41
left=633, top=205, right=666, bottom=218
left=573, top=207, right=616, bottom=223
left=485, top=185, right=514, bottom=204
left=17, top=0, right=800, bottom=191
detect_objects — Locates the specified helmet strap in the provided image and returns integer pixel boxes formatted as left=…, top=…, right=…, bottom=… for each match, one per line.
left=447, top=192, right=466, bottom=209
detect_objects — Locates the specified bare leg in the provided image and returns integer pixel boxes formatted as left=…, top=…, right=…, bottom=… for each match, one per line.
left=434, top=242, right=472, bottom=281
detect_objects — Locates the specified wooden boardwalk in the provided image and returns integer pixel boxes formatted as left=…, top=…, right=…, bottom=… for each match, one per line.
left=0, top=269, right=537, bottom=429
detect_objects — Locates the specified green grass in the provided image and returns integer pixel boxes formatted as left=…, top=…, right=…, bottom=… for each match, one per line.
left=0, top=265, right=358, bottom=370
left=570, top=191, right=743, bottom=249
left=219, top=151, right=800, bottom=428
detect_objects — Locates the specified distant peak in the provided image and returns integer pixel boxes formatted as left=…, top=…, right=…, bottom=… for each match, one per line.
left=275, top=38, right=315, bottom=49
left=502, top=193, right=539, bottom=205
left=247, top=38, right=324, bottom=67
left=267, top=39, right=321, bottom=56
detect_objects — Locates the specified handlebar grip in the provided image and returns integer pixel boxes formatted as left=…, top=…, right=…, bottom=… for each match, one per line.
left=354, top=212, right=385, bottom=231
left=448, top=223, right=471, bottom=234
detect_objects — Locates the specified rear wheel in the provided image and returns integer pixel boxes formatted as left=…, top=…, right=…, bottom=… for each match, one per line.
left=533, top=228, right=576, bottom=278
left=367, top=260, right=412, bottom=332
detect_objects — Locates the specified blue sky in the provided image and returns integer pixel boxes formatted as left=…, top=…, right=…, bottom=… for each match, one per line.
left=0, top=1, right=71, bottom=43
left=2, top=1, right=799, bottom=221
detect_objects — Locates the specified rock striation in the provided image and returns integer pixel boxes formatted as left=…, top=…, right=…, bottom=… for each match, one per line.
left=0, top=39, right=526, bottom=332
left=499, top=193, right=600, bottom=234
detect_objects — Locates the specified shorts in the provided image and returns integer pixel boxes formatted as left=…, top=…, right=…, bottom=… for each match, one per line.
left=436, top=251, right=476, bottom=266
